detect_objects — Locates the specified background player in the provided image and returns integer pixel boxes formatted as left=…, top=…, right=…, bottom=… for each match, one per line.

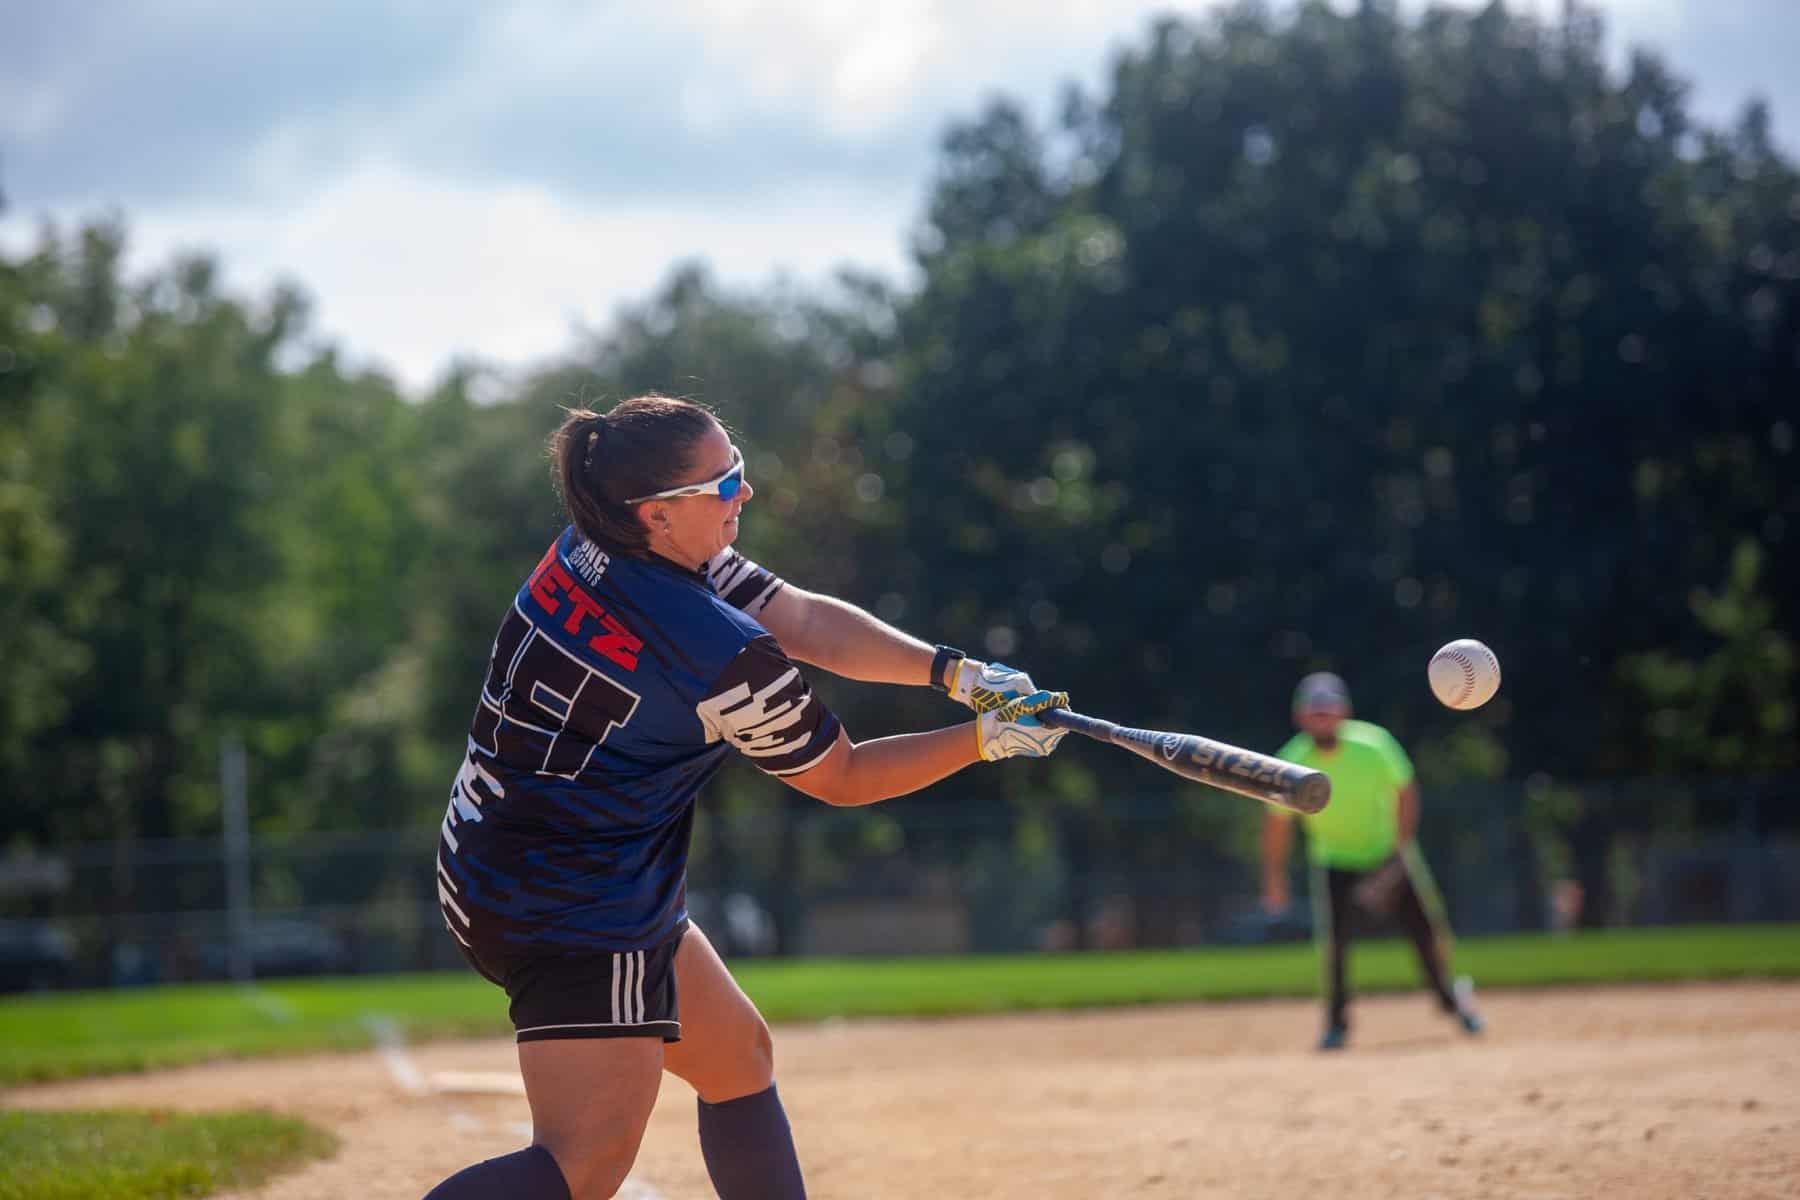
left=425, top=395, right=1066, bottom=1200
left=1261, top=672, right=1483, bottom=1051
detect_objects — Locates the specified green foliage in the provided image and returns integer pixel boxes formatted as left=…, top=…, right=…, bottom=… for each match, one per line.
left=0, top=1109, right=336, bottom=1200
left=1621, top=538, right=1796, bottom=771
left=2, top=225, right=434, bottom=846
left=0, top=239, right=91, bottom=786
left=1413, top=723, right=1509, bottom=789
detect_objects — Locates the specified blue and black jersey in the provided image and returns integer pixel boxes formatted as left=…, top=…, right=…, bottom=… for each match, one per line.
left=436, top=528, right=840, bottom=953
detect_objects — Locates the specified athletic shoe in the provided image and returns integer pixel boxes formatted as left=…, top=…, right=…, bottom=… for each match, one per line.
left=1317, top=1024, right=1348, bottom=1051
left=1453, top=975, right=1484, bottom=1036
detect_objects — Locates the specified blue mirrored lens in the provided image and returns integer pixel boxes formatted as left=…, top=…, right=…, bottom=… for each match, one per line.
left=717, top=468, right=745, bottom=500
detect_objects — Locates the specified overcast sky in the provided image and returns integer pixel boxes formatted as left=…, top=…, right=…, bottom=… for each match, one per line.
left=4, top=0, right=1795, bottom=392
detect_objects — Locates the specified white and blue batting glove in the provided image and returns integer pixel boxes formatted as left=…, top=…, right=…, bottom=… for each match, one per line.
left=977, top=690, right=1071, bottom=761
left=950, top=660, right=1038, bottom=714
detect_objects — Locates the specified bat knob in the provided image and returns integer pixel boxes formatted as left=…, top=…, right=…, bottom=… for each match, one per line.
left=1294, top=772, right=1331, bottom=814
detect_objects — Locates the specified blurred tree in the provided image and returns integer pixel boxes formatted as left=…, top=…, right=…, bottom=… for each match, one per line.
left=1621, top=539, right=1795, bottom=773
left=0, top=215, right=91, bottom=817
left=893, top=0, right=1799, bottom=935
left=19, top=230, right=289, bottom=843
left=1, top=222, right=427, bottom=851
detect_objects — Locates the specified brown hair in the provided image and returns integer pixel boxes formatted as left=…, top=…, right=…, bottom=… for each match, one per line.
left=549, top=395, right=719, bottom=556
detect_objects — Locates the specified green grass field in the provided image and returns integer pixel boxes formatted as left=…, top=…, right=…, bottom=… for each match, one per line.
left=0, top=1109, right=336, bottom=1200
left=2, top=923, right=1796, bottom=1087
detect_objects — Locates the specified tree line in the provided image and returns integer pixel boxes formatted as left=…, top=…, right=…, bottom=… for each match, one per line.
left=4, top=2, right=1795, bottom=927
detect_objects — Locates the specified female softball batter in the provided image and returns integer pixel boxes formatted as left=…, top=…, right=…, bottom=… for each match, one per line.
left=424, top=396, right=1067, bottom=1200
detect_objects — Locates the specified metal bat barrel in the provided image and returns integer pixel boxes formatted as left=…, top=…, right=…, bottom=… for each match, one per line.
left=1039, top=708, right=1330, bottom=815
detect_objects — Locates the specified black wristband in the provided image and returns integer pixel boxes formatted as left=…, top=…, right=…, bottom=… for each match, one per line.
left=929, top=645, right=966, bottom=694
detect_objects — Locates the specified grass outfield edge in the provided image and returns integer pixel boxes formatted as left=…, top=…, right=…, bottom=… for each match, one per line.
left=2, top=924, right=1796, bottom=1086
left=0, top=1108, right=338, bottom=1200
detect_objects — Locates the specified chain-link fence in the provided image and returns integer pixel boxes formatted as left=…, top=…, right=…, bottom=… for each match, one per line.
left=3, top=774, right=1797, bottom=990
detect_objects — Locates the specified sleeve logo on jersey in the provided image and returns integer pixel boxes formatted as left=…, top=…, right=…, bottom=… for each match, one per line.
left=704, top=549, right=784, bottom=614
left=696, top=667, right=812, bottom=756
left=528, top=543, right=643, bottom=671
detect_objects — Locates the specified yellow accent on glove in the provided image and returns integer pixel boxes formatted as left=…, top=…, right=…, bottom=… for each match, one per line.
left=975, top=690, right=1071, bottom=761
left=993, top=690, right=1068, bottom=722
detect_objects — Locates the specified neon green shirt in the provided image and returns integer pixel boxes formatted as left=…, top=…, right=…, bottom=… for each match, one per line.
left=1274, top=719, right=1414, bottom=870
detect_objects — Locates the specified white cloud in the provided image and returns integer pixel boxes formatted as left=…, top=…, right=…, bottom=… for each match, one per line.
left=684, top=4, right=944, bottom=137
left=652, top=1, right=1225, bottom=137
left=123, top=164, right=916, bottom=390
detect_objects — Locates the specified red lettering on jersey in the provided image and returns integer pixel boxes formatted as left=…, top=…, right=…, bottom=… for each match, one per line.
left=530, top=559, right=577, bottom=616
left=589, top=611, right=643, bottom=671
left=525, top=544, right=641, bottom=671
left=563, top=588, right=605, bottom=636
left=527, top=546, right=563, bottom=614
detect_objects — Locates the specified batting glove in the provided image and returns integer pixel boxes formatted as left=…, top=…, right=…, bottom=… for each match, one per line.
left=950, top=660, right=1038, bottom=713
left=977, top=690, right=1071, bottom=761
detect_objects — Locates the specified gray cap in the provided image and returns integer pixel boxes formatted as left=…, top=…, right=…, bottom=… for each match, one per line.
left=1292, top=671, right=1351, bottom=712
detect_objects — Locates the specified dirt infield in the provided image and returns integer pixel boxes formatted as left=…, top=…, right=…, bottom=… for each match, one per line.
left=8, top=982, right=1798, bottom=1199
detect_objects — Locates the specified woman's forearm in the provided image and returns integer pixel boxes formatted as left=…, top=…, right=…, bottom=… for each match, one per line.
left=788, top=592, right=945, bottom=686
left=804, top=724, right=982, bottom=807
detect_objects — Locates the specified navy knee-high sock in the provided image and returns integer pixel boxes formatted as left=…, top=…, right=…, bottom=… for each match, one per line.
left=423, top=1145, right=571, bottom=1199
left=697, top=1083, right=806, bottom=1200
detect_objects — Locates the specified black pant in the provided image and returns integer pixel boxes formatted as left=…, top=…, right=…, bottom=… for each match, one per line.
left=1315, top=849, right=1457, bottom=1029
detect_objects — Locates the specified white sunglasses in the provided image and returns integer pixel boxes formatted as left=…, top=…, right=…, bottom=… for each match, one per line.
left=624, top=446, right=747, bottom=505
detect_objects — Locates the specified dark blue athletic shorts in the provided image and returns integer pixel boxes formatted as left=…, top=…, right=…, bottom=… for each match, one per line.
left=454, top=920, right=689, bottom=1044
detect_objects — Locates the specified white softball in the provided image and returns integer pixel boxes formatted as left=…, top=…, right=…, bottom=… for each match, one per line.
left=1428, top=639, right=1502, bottom=710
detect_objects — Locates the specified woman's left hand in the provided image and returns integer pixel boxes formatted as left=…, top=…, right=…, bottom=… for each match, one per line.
left=949, top=660, right=1038, bottom=712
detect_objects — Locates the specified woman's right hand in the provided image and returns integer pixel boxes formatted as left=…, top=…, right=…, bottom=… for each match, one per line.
left=976, top=690, right=1071, bottom=760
